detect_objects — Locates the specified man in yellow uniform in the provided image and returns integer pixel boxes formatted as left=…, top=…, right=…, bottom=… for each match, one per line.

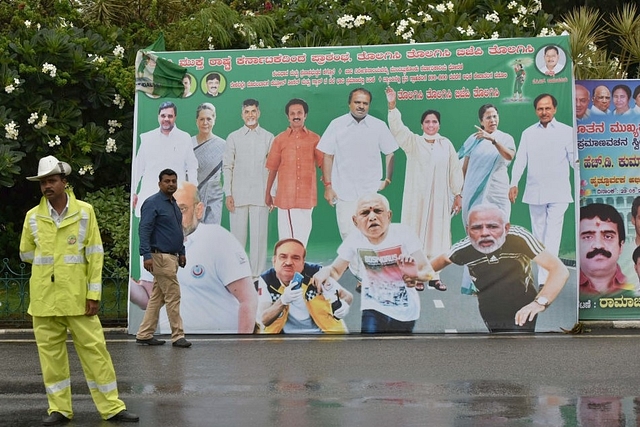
left=19, top=156, right=138, bottom=426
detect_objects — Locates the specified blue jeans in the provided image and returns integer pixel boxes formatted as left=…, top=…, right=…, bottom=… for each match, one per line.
left=361, top=310, right=415, bottom=334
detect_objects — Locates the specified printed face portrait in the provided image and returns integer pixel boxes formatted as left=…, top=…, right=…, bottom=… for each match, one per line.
left=467, top=208, right=509, bottom=254
left=287, top=103, right=307, bottom=130
left=353, top=195, right=392, bottom=243
left=196, top=108, right=216, bottom=135
left=635, top=90, right=640, bottom=108
left=348, top=91, right=371, bottom=120
left=174, top=184, right=204, bottom=237
left=575, top=85, right=590, bottom=118
left=480, top=107, right=499, bottom=133
left=579, top=217, right=623, bottom=279
left=535, top=95, right=557, bottom=126
left=421, top=114, right=440, bottom=136
left=632, top=206, right=640, bottom=239
left=39, top=174, right=67, bottom=201
left=612, top=87, right=630, bottom=113
left=273, top=240, right=305, bottom=284
left=206, top=76, right=220, bottom=95
left=593, top=86, right=611, bottom=113
left=544, top=47, right=559, bottom=71
left=182, top=75, right=192, bottom=96
left=158, top=107, right=176, bottom=133
left=241, top=105, right=260, bottom=129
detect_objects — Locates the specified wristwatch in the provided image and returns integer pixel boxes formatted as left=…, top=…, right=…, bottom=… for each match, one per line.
left=534, top=296, right=550, bottom=308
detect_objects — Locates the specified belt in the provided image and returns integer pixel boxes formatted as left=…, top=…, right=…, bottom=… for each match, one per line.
left=151, top=248, right=179, bottom=256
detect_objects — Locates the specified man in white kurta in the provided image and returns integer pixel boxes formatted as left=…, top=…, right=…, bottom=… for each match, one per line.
left=318, top=88, right=398, bottom=240
left=509, top=93, right=575, bottom=288
left=223, top=99, right=275, bottom=276
left=133, top=101, right=198, bottom=217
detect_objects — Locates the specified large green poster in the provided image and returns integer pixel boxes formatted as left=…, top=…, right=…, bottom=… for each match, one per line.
left=129, top=36, right=578, bottom=334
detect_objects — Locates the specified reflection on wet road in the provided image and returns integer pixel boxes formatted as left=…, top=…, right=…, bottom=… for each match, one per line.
left=1, top=332, right=638, bottom=426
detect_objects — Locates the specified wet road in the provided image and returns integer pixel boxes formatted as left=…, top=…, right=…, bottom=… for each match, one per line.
left=2, top=330, right=640, bottom=426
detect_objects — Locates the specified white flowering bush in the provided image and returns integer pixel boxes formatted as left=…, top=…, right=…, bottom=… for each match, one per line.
left=0, top=0, right=133, bottom=192
left=269, top=0, right=555, bottom=47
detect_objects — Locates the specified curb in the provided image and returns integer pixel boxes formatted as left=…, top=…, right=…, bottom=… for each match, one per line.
left=582, top=321, right=640, bottom=329
left=0, top=327, right=128, bottom=334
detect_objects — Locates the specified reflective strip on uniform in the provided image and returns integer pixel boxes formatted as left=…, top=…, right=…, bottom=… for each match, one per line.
left=87, top=379, right=118, bottom=394
left=88, top=282, right=101, bottom=292
left=85, top=244, right=104, bottom=255
left=46, top=378, right=71, bottom=394
left=33, top=256, right=54, bottom=265
left=64, top=255, right=85, bottom=264
left=20, top=250, right=34, bottom=262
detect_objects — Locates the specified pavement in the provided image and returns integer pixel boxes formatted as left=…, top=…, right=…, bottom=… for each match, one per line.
left=3, top=328, right=640, bottom=427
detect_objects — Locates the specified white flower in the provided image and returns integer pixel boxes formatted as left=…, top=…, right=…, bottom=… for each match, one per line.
left=337, top=15, right=355, bottom=29
left=421, top=13, right=433, bottom=22
left=518, top=6, right=527, bottom=15
left=106, top=138, right=117, bottom=153
left=47, top=136, right=61, bottom=147
left=24, top=20, right=31, bottom=28
left=508, top=1, right=518, bottom=9
left=13, top=78, right=20, bottom=85
left=457, top=26, right=466, bottom=35
left=36, top=23, right=41, bottom=30
left=113, top=45, right=124, bottom=59
left=491, top=31, right=500, bottom=39
left=512, top=17, right=520, bottom=24
left=281, top=33, right=293, bottom=44
left=466, top=26, right=475, bottom=36
left=4, top=121, right=18, bottom=140
left=485, top=12, right=500, bottom=23
left=402, top=30, right=414, bottom=40
left=113, top=94, right=125, bottom=109
left=78, top=165, right=94, bottom=176
left=42, top=63, right=57, bottom=78
left=35, top=114, right=48, bottom=129
left=435, top=4, right=446, bottom=12
left=354, top=15, right=371, bottom=28
left=446, top=1, right=454, bottom=11
left=28, top=112, right=39, bottom=124
left=395, top=19, right=409, bottom=36
left=4, top=85, right=14, bottom=94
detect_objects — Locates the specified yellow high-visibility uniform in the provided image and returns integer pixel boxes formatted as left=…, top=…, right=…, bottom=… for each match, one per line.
left=20, top=190, right=126, bottom=420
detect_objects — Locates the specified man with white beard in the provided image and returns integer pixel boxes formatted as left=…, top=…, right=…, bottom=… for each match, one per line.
left=430, top=203, right=569, bottom=332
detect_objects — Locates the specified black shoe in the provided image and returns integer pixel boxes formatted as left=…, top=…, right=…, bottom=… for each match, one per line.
left=135, top=337, right=166, bottom=345
left=108, top=410, right=140, bottom=423
left=42, top=411, right=70, bottom=426
left=172, top=338, right=192, bottom=348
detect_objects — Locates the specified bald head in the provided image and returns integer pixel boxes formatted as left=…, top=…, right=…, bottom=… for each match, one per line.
left=575, top=84, right=590, bottom=119
left=174, top=182, right=204, bottom=236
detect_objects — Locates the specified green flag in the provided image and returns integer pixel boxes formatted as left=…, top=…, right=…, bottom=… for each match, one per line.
left=135, top=34, right=186, bottom=98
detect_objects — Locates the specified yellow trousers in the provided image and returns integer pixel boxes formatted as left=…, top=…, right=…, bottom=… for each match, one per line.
left=33, top=315, right=126, bottom=420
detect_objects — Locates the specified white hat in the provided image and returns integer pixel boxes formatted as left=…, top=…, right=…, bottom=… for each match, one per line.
left=27, top=155, right=72, bottom=181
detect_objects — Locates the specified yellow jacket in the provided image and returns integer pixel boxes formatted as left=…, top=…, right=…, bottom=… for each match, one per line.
left=20, top=190, right=104, bottom=316
left=261, top=264, right=347, bottom=334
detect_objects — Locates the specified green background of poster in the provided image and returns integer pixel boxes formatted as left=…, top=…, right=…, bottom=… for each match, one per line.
left=129, top=36, right=578, bottom=333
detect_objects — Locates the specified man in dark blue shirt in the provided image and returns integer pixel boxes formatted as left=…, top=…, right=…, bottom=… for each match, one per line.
left=135, top=169, right=192, bottom=348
